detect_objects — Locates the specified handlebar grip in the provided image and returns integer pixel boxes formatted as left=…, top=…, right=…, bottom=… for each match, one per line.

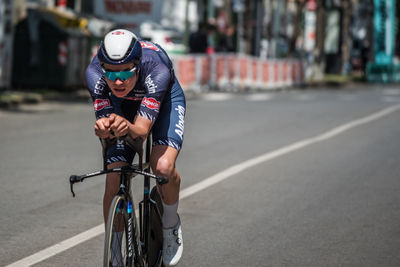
left=69, top=175, right=82, bottom=184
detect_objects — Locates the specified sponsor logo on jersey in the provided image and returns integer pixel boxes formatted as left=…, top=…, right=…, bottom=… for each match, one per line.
left=141, top=97, right=160, bottom=110
left=94, top=79, right=105, bottom=95
left=116, top=139, right=125, bottom=150
left=94, top=99, right=110, bottom=111
left=140, top=41, right=160, bottom=51
left=174, top=105, right=185, bottom=140
left=145, top=74, right=157, bottom=94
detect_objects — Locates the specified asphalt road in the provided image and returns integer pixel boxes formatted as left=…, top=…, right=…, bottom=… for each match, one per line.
left=1, top=85, right=400, bottom=266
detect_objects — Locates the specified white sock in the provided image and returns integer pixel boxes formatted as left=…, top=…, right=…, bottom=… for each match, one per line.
left=162, top=201, right=179, bottom=229
left=111, top=231, right=123, bottom=266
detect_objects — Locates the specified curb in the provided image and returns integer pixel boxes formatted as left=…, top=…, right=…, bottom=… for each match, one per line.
left=0, top=92, right=44, bottom=109
left=0, top=90, right=92, bottom=110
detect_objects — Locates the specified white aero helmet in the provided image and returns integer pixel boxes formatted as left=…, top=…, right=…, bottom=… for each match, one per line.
left=98, top=29, right=142, bottom=65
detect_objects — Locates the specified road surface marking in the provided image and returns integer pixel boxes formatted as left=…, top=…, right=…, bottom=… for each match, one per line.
left=247, top=93, right=274, bottom=101
left=6, top=104, right=400, bottom=267
left=202, top=93, right=233, bottom=101
left=383, top=88, right=400, bottom=96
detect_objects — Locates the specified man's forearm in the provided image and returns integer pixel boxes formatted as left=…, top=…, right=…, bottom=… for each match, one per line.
left=128, top=123, right=149, bottom=140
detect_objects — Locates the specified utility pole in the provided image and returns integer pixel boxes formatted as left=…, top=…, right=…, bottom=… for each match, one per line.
left=340, top=0, right=352, bottom=75
left=184, top=0, right=190, bottom=48
left=233, top=0, right=245, bottom=54
left=254, top=0, right=263, bottom=56
left=207, top=0, right=216, bottom=52
left=0, top=0, right=14, bottom=89
left=75, top=0, right=81, bottom=13
left=272, top=0, right=283, bottom=57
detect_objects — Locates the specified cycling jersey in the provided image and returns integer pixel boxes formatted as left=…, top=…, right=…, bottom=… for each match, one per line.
left=85, top=40, right=186, bottom=159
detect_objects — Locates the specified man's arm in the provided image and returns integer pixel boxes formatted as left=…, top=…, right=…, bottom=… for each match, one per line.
left=108, top=113, right=152, bottom=140
left=86, top=56, right=116, bottom=138
left=86, top=56, right=115, bottom=119
left=129, top=115, right=153, bottom=139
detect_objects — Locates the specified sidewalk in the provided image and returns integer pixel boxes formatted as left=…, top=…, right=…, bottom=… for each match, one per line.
left=0, top=89, right=90, bottom=109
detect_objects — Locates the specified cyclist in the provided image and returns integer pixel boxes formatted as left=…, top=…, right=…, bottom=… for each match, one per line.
left=85, top=29, right=185, bottom=266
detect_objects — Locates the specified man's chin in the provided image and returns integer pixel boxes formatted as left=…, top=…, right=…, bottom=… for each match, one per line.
left=112, top=88, right=127, bottom=97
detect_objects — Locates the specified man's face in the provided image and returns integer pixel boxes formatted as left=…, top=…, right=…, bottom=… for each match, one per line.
left=103, top=63, right=138, bottom=98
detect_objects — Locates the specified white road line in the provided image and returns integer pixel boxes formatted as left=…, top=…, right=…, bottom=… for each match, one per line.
left=383, top=88, right=400, bottom=96
left=6, top=225, right=105, bottom=267
left=202, top=93, right=233, bottom=101
left=247, top=93, right=274, bottom=101
left=181, top=104, right=400, bottom=198
left=7, top=104, right=400, bottom=267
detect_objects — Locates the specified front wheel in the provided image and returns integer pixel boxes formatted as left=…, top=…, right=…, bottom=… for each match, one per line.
left=104, top=195, right=137, bottom=267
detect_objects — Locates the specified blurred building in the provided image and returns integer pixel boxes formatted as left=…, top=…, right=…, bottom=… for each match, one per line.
left=3, top=0, right=400, bottom=89
left=366, top=0, right=400, bottom=82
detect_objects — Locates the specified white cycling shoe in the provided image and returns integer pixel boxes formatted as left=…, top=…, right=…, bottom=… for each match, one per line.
left=162, top=217, right=183, bottom=266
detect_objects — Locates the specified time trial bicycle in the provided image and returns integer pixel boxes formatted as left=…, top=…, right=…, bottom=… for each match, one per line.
left=69, top=134, right=167, bottom=267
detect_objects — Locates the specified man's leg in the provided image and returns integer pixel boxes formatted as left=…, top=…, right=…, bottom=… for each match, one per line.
left=150, top=145, right=180, bottom=205
left=103, top=162, right=128, bottom=225
left=150, top=145, right=183, bottom=267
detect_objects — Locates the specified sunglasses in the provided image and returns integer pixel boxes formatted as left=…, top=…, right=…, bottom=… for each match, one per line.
left=102, top=66, right=137, bottom=82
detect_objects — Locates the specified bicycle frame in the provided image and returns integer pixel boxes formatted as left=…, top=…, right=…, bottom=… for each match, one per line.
left=69, top=136, right=167, bottom=266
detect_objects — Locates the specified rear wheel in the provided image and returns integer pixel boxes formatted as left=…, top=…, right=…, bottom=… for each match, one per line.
left=104, top=195, right=133, bottom=267
left=148, top=186, right=165, bottom=267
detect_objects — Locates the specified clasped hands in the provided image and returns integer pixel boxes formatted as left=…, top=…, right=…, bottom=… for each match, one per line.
left=94, top=113, right=130, bottom=139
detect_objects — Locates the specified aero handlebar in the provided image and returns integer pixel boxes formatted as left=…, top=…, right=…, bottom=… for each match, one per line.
left=69, top=165, right=168, bottom=197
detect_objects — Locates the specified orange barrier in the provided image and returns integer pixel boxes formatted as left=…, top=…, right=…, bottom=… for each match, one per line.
left=177, top=57, right=196, bottom=87
left=172, top=54, right=305, bottom=91
left=200, top=57, right=211, bottom=85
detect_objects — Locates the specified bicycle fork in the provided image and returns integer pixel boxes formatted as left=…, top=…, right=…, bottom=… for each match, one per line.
left=120, top=174, right=145, bottom=267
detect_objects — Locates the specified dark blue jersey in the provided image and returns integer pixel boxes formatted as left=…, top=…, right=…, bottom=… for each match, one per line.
left=86, top=40, right=176, bottom=123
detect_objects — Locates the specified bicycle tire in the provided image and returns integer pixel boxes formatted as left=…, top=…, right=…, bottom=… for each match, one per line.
left=148, top=186, right=164, bottom=267
left=104, top=195, right=140, bottom=267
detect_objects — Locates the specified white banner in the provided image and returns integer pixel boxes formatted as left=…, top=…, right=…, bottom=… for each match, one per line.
left=304, top=11, right=316, bottom=52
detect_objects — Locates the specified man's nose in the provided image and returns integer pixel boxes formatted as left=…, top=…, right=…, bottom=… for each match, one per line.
left=115, top=78, right=124, bottom=85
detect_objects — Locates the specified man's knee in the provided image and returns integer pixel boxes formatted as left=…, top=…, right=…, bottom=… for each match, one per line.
left=151, top=157, right=175, bottom=178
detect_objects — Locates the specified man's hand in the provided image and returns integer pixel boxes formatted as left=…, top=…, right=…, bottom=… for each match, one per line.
left=109, top=113, right=130, bottom=137
left=94, top=117, right=112, bottom=138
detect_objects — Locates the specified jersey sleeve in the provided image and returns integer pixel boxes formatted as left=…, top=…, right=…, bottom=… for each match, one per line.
left=85, top=56, right=115, bottom=119
left=137, top=61, right=172, bottom=123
